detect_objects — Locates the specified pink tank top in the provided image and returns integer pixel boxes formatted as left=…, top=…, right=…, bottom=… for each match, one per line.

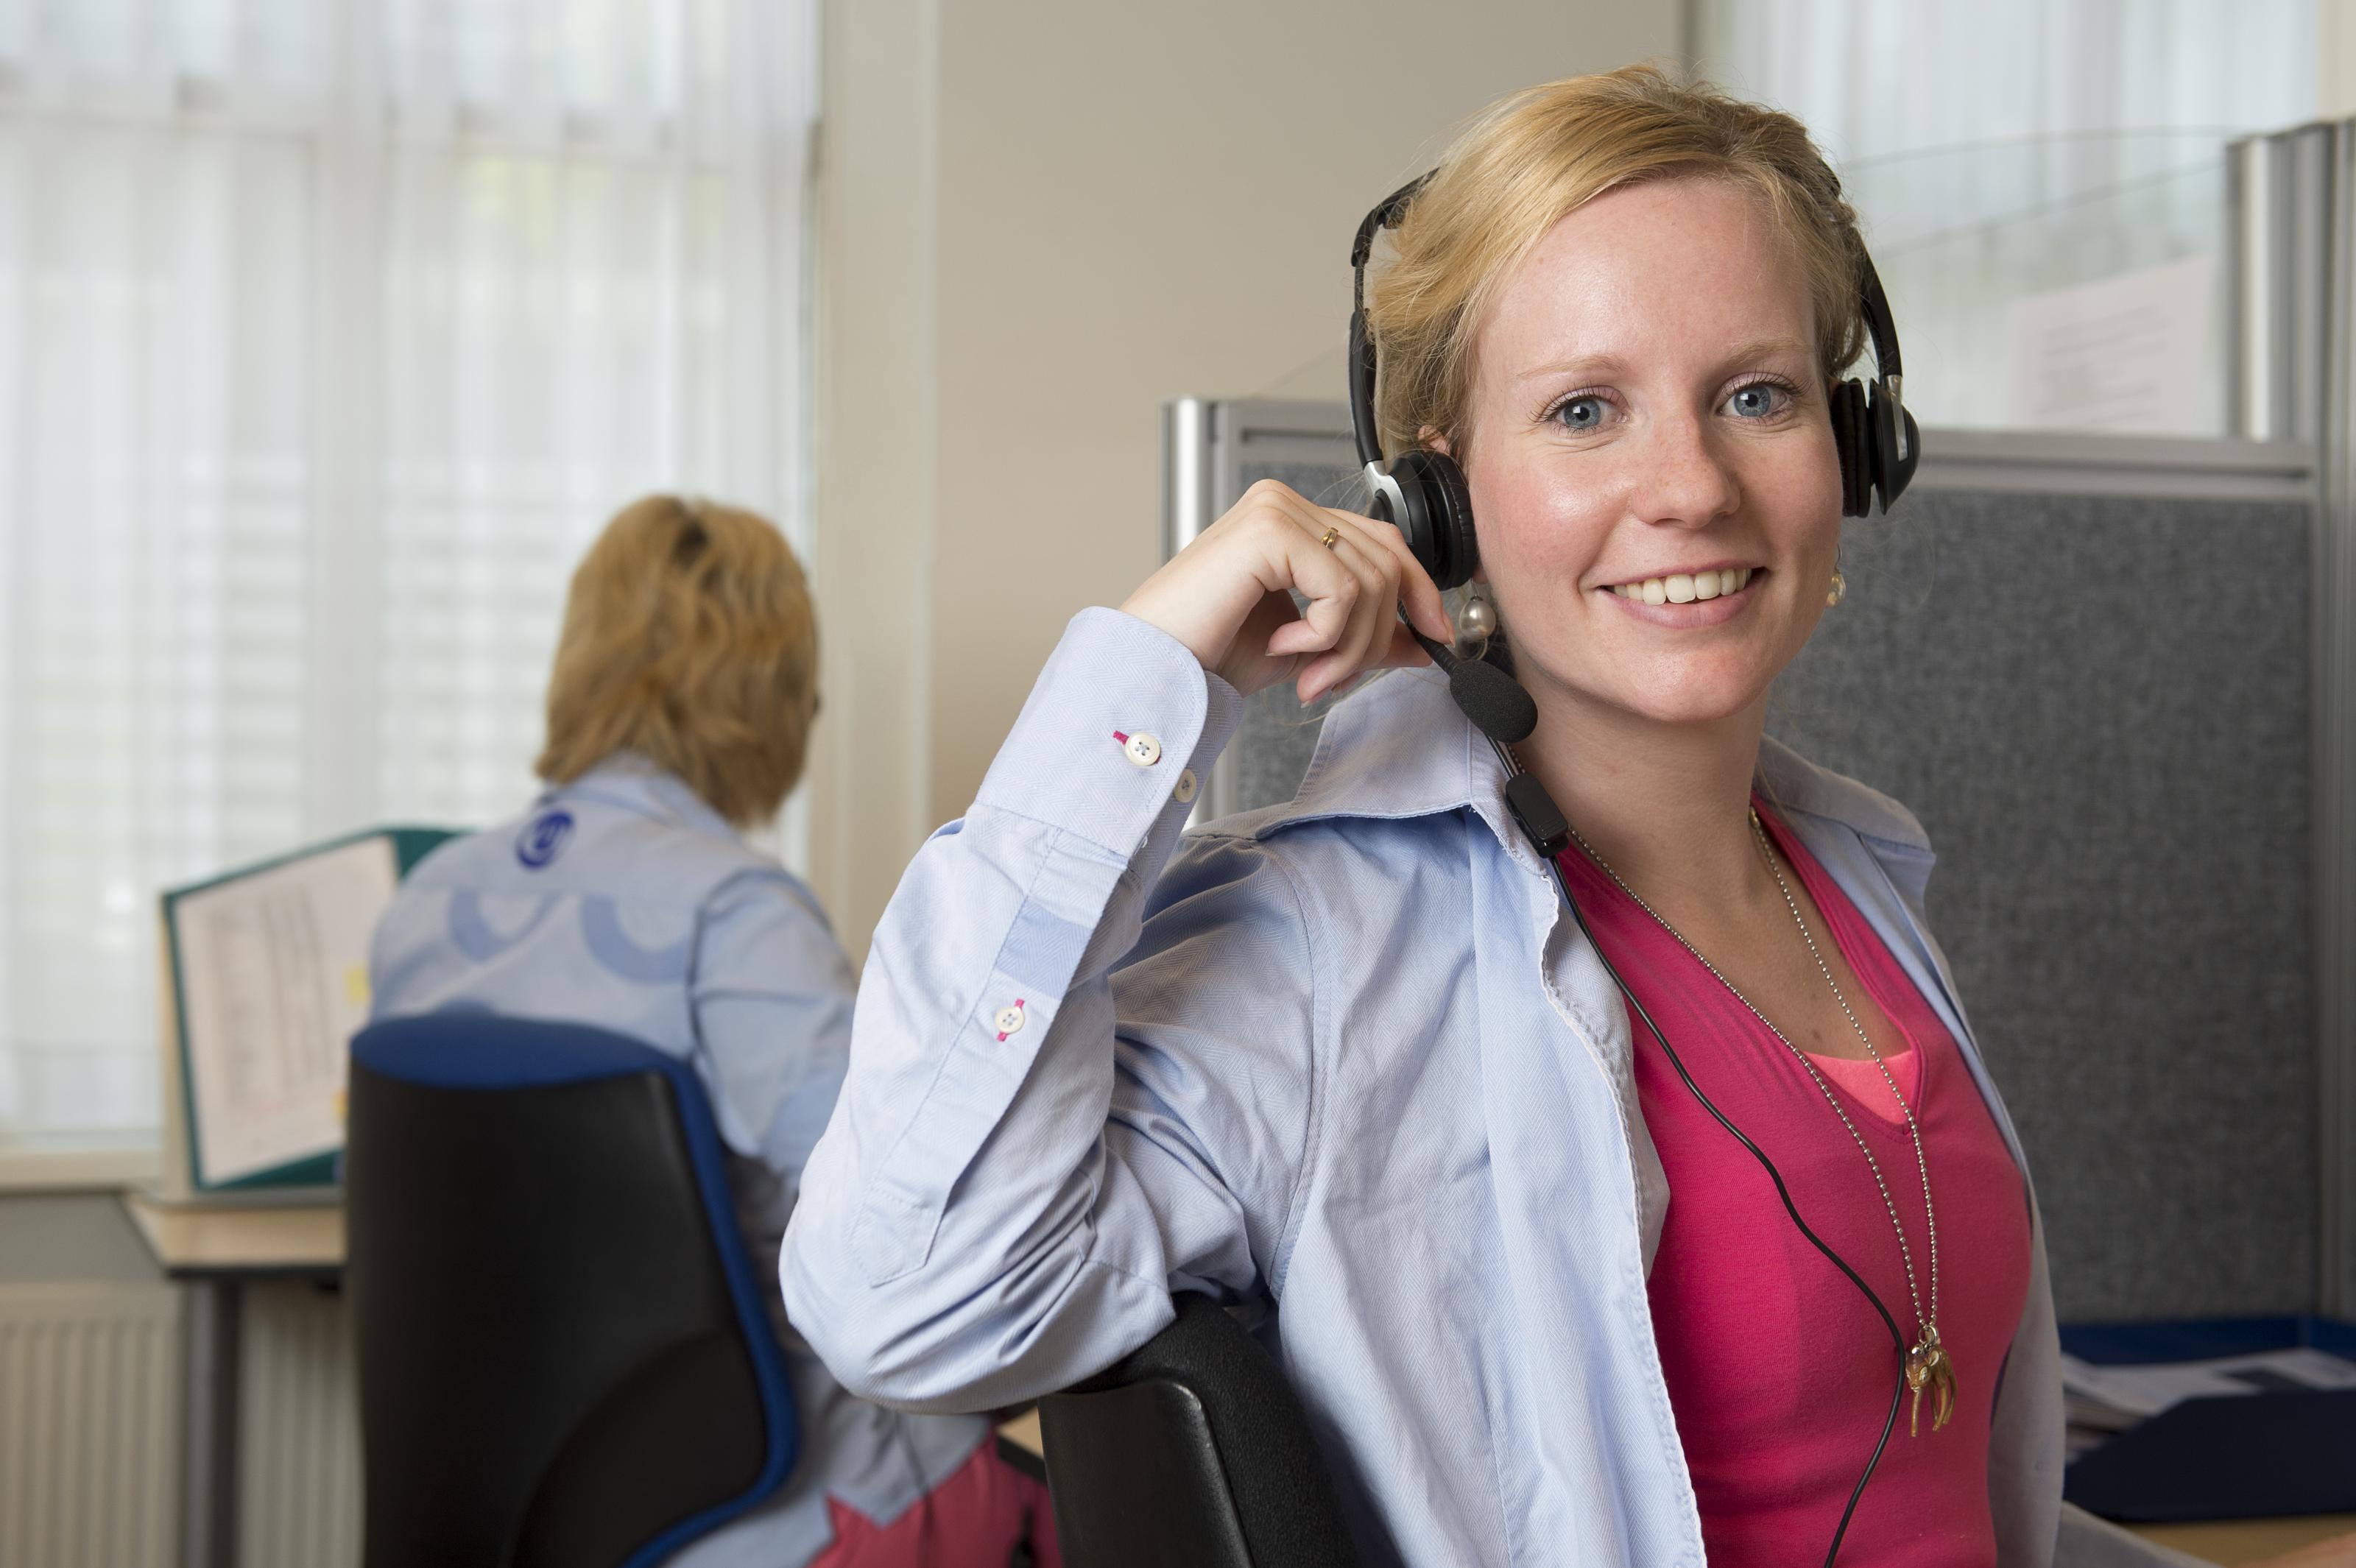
left=1556, top=799, right=2031, bottom=1566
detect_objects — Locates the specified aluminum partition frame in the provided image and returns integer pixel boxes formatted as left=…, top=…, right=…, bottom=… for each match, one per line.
left=2231, top=121, right=2356, bottom=1318
left=1164, top=393, right=2343, bottom=1313
left=1163, top=397, right=1364, bottom=828
left=2228, top=126, right=2336, bottom=445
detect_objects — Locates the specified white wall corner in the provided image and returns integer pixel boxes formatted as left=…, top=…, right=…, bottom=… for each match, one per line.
left=807, top=0, right=942, bottom=956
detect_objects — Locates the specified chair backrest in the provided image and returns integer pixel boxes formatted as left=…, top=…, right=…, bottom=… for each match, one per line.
left=1037, top=1293, right=1361, bottom=1568
left=345, top=1012, right=797, bottom=1568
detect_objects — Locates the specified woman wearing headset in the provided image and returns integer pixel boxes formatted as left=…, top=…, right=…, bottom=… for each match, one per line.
left=782, top=70, right=2355, bottom=1568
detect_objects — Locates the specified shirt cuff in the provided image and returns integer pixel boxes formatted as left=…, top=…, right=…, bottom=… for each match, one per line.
left=973, top=607, right=1243, bottom=859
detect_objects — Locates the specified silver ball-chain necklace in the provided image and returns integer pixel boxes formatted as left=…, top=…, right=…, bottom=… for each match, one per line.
left=1564, top=805, right=1958, bottom=1437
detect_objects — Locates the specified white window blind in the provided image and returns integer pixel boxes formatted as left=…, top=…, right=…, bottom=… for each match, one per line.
left=0, top=0, right=816, bottom=1140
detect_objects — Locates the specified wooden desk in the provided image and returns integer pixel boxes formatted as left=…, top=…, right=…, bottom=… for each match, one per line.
left=2127, top=1516, right=2356, bottom=1564
left=121, top=1191, right=344, bottom=1279
left=121, top=1192, right=345, bottom=1568
left=1001, top=1408, right=1044, bottom=1458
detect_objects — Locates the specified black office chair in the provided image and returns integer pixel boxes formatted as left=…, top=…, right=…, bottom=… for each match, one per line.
left=346, top=1013, right=797, bottom=1568
left=1037, top=1293, right=1361, bottom=1568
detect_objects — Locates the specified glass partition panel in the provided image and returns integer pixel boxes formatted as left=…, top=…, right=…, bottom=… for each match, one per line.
left=1849, top=131, right=2230, bottom=436
left=1699, top=0, right=2315, bottom=438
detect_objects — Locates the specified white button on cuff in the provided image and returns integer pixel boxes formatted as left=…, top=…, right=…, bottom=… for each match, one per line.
left=1121, top=732, right=1163, bottom=768
left=992, top=1003, right=1027, bottom=1036
left=1173, top=768, right=1198, bottom=805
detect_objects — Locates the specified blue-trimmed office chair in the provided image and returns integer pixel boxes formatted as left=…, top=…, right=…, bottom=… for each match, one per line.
left=346, top=1014, right=797, bottom=1568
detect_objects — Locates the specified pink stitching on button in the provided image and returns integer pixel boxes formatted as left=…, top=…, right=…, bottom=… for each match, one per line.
left=1112, top=731, right=1129, bottom=744
left=996, top=998, right=1026, bottom=1042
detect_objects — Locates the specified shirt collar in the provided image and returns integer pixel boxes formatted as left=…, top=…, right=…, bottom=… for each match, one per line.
left=1263, top=665, right=1933, bottom=859
left=546, top=754, right=740, bottom=844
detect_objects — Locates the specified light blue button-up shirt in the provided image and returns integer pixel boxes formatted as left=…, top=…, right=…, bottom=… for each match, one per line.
left=782, top=609, right=2196, bottom=1568
left=370, top=758, right=990, bottom=1568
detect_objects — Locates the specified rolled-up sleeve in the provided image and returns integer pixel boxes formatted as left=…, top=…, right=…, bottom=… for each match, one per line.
left=781, top=607, right=1319, bottom=1412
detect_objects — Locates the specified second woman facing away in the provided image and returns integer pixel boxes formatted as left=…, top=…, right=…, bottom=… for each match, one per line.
left=369, top=495, right=1059, bottom=1568
left=781, top=68, right=2355, bottom=1568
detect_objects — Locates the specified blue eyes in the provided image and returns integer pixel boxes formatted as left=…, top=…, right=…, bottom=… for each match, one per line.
left=1556, top=395, right=1606, bottom=430
left=1545, top=380, right=1794, bottom=431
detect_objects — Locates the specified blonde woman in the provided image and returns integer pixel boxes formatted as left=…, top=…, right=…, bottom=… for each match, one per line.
left=781, top=71, right=2355, bottom=1568
left=370, top=496, right=1059, bottom=1568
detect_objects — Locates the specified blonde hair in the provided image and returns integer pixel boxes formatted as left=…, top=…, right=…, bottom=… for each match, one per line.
left=537, top=495, right=818, bottom=827
left=1366, top=65, right=1867, bottom=458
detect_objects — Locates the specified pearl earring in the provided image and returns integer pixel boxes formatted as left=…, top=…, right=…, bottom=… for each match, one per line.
left=1827, top=568, right=1847, bottom=607
left=1453, top=589, right=1498, bottom=657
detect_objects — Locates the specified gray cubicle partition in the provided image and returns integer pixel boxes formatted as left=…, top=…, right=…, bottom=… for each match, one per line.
left=2229, top=116, right=2356, bottom=1328
left=1164, top=398, right=2324, bottom=1323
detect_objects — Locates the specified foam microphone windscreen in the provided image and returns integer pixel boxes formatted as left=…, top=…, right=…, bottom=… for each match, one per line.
left=1449, top=657, right=1539, bottom=744
left=1411, top=629, right=1539, bottom=744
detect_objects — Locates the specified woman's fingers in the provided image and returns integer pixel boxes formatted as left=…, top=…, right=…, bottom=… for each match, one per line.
left=1258, top=490, right=1375, bottom=647
left=1258, top=501, right=1398, bottom=700
left=1278, top=504, right=1457, bottom=699
left=1298, top=543, right=1397, bottom=699
left=1328, top=505, right=1453, bottom=647
left=1115, top=476, right=1459, bottom=700
left=1298, top=509, right=1431, bottom=699
left=1262, top=517, right=1365, bottom=660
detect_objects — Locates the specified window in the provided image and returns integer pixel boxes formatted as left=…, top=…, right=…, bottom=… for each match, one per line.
left=0, top=0, right=816, bottom=1142
left=1699, top=0, right=2316, bottom=433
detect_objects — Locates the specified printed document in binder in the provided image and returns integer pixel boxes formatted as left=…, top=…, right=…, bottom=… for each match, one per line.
left=160, top=826, right=453, bottom=1193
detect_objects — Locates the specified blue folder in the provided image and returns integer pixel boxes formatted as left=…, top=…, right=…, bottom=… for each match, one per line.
left=2061, top=1316, right=2356, bottom=1522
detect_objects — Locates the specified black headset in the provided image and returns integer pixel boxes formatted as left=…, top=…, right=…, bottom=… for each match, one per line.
left=1347, top=173, right=1922, bottom=593
left=1347, top=174, right=1922, bottom=1567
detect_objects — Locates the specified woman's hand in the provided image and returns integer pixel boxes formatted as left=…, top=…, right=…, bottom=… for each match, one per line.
left=1121, top=478, right=1454, bottom=702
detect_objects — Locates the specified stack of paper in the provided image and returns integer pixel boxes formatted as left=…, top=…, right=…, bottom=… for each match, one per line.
left=158, top=825, right=452, bottom=1195
left=2062, top=1347, right=2356, bottom=1458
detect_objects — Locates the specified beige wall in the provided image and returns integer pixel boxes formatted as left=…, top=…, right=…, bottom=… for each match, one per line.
left=807, top=0, right=1688, bottom=949
left=2327, top=0, right=2356, bottom=116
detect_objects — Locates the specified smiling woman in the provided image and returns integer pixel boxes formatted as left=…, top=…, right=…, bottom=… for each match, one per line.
left=778, top=64, right=2349, bottom=1568
left=1453, top=176, right=1846, bottom=735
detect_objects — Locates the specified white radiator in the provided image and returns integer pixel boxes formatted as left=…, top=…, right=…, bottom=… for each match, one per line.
left=0, top=1281, right=181, bottom=1568
left=236, top=1281, right=362, bottom=1568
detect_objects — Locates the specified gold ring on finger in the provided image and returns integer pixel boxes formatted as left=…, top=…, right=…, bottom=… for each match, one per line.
left=1318, top=526, right=1341, bottom=551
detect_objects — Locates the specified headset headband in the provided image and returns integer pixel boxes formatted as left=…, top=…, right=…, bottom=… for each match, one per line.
left=1348, top=174, right=1911, bottom=470
left=1855, top=255, right=1908, bottom=460
left=1348, top=175, right=1431, bottom=470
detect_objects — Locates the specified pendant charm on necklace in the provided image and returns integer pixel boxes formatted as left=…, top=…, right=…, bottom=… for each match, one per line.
left=1905, top=1328, right=1958, bottom=1436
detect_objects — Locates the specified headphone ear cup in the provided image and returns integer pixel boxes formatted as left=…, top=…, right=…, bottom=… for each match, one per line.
left=1390, top=449, right=1479, bottom=590
left=1869, top=386, right=1921, bottom=512
left=1830, top=379, right=1870, bottom=518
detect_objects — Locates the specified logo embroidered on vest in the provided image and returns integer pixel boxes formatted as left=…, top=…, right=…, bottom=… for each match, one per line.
left=515, top=809, right=574, bottom=869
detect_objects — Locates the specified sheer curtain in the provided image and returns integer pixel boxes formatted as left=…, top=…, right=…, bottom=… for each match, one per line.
left=1698, top=1, right=2316, bottom=431
left=0, top=0, right=815, bottom=1140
